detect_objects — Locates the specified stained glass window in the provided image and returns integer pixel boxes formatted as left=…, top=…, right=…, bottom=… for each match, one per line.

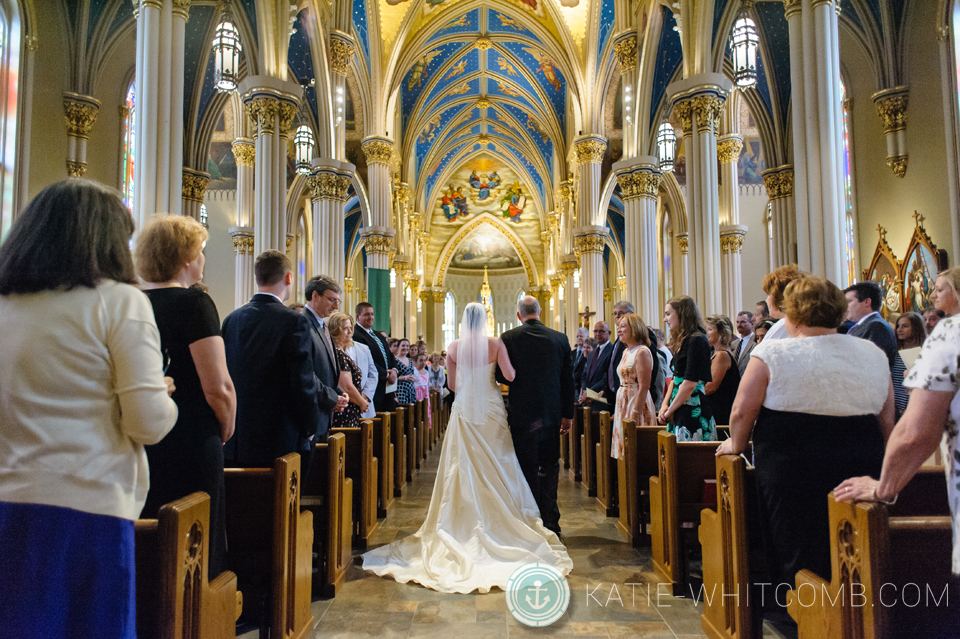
left=0, top=13, right=19, bottom=241
left=121, top=82, right=135, bottom=211
left=840, top=78, right=856, bottom=285
left=443, top=291, right=456, bottom=346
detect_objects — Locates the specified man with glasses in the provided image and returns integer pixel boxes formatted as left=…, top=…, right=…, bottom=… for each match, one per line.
left=579, top=321, right=613, bottom=410
left=304, top=275, right=351, bottom=443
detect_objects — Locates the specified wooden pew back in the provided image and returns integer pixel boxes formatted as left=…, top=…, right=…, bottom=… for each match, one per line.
left=330, top=421, right=380, bottom=548
left=373, top=412, right=395, bottom=515
left=569, top=405, right=583, bottom=482
left=580, top=406, right=599, bottom=496
left=650, top=431, right=722, bottom=593
left=616, top=422, right=663, bottom=545
left=302, top=434, right=351, bottom=598
left=135, top=493, right=242, bottom=639
left=223, top=454, right=314, bottom=639
left=596, top=410, right=618, bottom=516
left=391, top=406, right=408, bottom=493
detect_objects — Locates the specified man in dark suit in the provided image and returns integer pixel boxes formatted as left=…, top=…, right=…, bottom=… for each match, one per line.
left=302, top=275, right=350, bottom=438
left=571, top=327, right=589, bottom=384
left=353, top=301, right=398, bottom=412
left=844, top=281, right=908, bottom=416
left=497, top=296, right=575, bottom=535
left=222, top=251, right=344, bottom=468
left=579, top=321, right=613, bottom=411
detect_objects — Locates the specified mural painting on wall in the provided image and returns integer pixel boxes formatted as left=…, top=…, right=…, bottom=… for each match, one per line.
left=863, top=225, right=902, bottom=320
left=737, top=98, right=765, bottom=184
left=207, top=101, right=237, bottom=190
left=900, top=212, right=948, bottom=313
left=451, top=225, right=522, bottom=270
left=440, top=158, right=529, bottom=222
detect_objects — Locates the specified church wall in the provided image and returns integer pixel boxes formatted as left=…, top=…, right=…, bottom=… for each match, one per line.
left=739, top=187, right=771, bottom=311
left=445, top=270, right=528, bottom=336
left=841, top=0, right=954, bottom=270
left=202, top=191, right=239, bottom=317
left=27, top=3, right=68, bottom=199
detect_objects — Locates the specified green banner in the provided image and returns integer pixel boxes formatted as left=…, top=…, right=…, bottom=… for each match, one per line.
left=368, top=267, right=391, bottom=334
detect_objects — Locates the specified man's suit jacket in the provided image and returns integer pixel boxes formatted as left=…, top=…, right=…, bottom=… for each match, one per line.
left=497, top=319, right=575, bottom=434
left=580, top=340, right=613, bottom=398
left=353, top=324, right=397, bottom=411
left=849, top=313, right=908, bottom=412
left=735, top=334, right=757, bottom=377
left=571, top=348, right=587, bottom=386
left=222, top=294, right=321, bottom=466
left=301, top=308, right=344, bottom=436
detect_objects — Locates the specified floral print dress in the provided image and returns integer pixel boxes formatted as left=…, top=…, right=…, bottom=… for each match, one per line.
left=611, top=346, right=656, bottom=458
left=666, top=333, right=717, bottom=442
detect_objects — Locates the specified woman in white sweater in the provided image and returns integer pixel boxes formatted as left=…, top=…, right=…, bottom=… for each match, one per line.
left=0, top=180, right=178, bottom=637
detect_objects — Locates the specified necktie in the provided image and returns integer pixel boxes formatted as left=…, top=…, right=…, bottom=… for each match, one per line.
left=587, top=345, right=600, bottom=379
left=319, top=318, right=334, bottom=357
left=369, top=327, right=388, bottom=364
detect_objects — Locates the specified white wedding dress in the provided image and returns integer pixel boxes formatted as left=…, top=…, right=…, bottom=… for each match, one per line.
left=361, top=361, right=573, bottom=593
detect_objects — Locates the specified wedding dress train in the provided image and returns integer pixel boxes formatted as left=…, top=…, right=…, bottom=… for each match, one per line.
left=361, top=363, right=573, bottom=593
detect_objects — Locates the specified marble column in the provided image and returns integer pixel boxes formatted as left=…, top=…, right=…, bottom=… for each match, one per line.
left=614, top=157, right=661, bottom=324
left=362, top=136, right=397, bottom=332
left=573, top=135, right=608, bottom=322
left=62, top=93, right=100, bottom=177
left=549, top=275, right=564, bottom=330
left=718, top=135, right=745, bottom=317
left=558, top=180, right=576, bottom=341
left=677, top=233, right=690, bottom=297
left=407, top=275, right=421, bottom=341
left=328, top=30, right=355, bottom=161
left=667, top=75, right=730, bottom=315
left=308, top=159, right=354, bottom=283
left=229, top=138, right=255, bottom=308
left=239, top=76, right=301, bottom=254
left=872, top=87, right=909, bottom=178
left=432, top=289, right=446, bottom=351
left=133, top=0, right=189, bottom=227
left=181, top=168, right=209, bottom=222
left=761, top=165, right=796, bottom=268
left=784, top=0, right=845, bottom=283
left=561, top=258, right=578, bottom=339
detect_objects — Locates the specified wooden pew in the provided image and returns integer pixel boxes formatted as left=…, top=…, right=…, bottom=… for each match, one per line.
left=330, top=421, right=380, bottom=548
left=392, top=406, right=408, bottom=494
left=650, top=431, right=723, bottom=595
left=616, top=422, right=664, bottom=546
left=302, top=434, right=352, bottom=598
left=223, top=454, right=314, bottom=639
left=580, top=406, right=598, bottom=496
left=403, top=403, right=418, bottom=478
left=596, top=410, right=618, bottom=516
left=418, top=398, right=428, bottom=461
left=135, top=492, right=242, bottom=639
left=569, top=405, right=583, bottom=482
left=787, top=470, right=952, bottom=639
left=560, top=422, right=570, bottom=469
left=373, top=412, right=395, bottom=516
left=699, top=454, right=764, bottom=639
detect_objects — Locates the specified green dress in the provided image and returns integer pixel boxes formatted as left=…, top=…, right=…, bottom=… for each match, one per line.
left=666, top=333, right=717, bottom=442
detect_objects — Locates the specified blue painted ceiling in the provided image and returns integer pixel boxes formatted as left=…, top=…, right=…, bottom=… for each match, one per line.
left=650, top=7, right=683, bottom=125
left=754, top=2, right=792, bottom=126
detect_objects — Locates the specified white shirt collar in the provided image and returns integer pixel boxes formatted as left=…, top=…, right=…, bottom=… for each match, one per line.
left=257, top=291, right=284, bottom=304
left=304, top=304, right=323, bottom=324
left=856, top=311, right=880, bottom=327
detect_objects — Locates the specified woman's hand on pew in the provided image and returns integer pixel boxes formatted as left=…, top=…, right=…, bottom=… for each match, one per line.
left=715, top=438, right=738, bottom=456
left=833, top=476, right=896, bottom=504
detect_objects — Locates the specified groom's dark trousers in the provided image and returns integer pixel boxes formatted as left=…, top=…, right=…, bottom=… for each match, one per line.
left=497, top=318, right=575, bottom=534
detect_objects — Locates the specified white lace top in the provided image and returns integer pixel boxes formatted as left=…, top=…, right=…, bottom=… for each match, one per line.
left=751, top=334, right=889, bottom=416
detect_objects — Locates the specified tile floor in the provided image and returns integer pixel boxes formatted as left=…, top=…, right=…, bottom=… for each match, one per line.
left=241, top=443, right=793, bottom=639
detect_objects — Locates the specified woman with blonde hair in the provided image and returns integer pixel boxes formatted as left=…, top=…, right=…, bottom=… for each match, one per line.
left=611, top=313, right=656, bottom=458
left=658, top=296, right=717, bottom=441
left=760, top=264, right=809, bottom=341
left=931, top=266, right=960, bottom=317
left=327, top=312, right=370, bottom=428
left=704, top=314, right=741, bottom=425
left=137, top=214, right=236, bottom=576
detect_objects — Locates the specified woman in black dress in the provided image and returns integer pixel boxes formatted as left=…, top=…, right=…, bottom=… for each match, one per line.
left=657, top=296, right=717, bottom=441
left=328, top=312, right=369, bottom=428
left=137, top=215, right=236, bottom=576
left=703, top=314, right=741, bottom=425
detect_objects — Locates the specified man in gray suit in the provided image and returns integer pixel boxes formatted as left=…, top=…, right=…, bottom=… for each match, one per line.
left=734, top=310, right=756, bottom=376
left=303, top=275, right=350, bottom=438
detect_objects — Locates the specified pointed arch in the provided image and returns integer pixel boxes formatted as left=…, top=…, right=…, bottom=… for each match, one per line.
left=432, top=212, right=541, bottom=287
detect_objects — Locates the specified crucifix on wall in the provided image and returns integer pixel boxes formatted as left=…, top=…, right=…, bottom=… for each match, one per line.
left=578, top=306, right=596, bottom=328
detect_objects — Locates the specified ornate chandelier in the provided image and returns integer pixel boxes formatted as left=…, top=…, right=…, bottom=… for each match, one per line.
left=294, top=124, right=314, bottom=175
left=212, top=5, right=242, bottom=93
left=731, top=9, right=759, bottom=90
left=657, top=123, right=676, bottom=172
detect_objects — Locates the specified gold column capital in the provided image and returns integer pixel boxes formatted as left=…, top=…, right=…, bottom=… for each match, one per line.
left=677, top=234, right=689, bottom=254
left=761, top=165, right=795, bottom=200
left=717, top=136, right=744, bottom=164
left=887, top=156, right=908, bottom=178
left=616, top=169, right=661, bottom=201
left=612, top=32, right=638, bottom=74
left=573, top=136, right=608, bottom=165
left=329, top=31, right=356, bottom=76
left=231, top=234, right=254, bottom=256
left=66, top=160, right=87, bottom=177
left=278, top=103, right=299, bottom=138
left=231, top=139, right=256, bottom=167
left=245, top=96, right=280, bottom=135
left=361, top=137, right=395, bottom=165
left=63, top=92, right=101, bottom=140
left=872, top=87, right=909, bottom=134
left=574, top=233, right=606, bottom=255
left=182, top=169, right=210, bottom=204
left=720, top=230, right=746, bottom=254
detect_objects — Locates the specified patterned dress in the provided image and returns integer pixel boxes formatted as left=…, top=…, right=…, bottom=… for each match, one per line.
left=666, top=333, right=717, bottom=442
left=396, top=357, right=417, bottom=405
left=332, top=349, right=362, bottom=428
left=611, top=346, right=656, bottom=459
left=414, top=367, right=432, bottom=429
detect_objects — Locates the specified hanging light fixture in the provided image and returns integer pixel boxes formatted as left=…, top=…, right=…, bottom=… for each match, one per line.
left=294, top=124, right=314, bottom=175
left=212, top=4, right=242, bottom=92
left=657, top=122, right=676, bottom=172
left=730, top=9, right=759, bottom=90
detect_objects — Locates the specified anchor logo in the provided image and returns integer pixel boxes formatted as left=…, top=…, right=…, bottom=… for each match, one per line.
left=525, top=580, right=551, bottom=610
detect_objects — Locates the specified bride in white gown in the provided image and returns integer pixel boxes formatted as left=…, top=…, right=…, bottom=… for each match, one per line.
left=361, top=303, right=573, bottom=593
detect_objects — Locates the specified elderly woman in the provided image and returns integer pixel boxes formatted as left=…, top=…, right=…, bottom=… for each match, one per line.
left=328, top=312, right=370, bottom=429
left=896, top=311, right=927, bottom=350
left=137, top=214, right=236, bottom=577
left=836, top=266, right=960, bottom=585
left=760, top=264, right=809, bottom=341
left=0, top=180, right=178, bottom=636
left=717, top=277, right=894, bottom=590
left=703, top=314, right=741, bottom=426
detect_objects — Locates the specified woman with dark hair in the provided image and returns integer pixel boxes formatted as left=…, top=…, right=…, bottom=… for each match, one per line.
left=394, top=338, right=418, bottom=405
left=137, top=214, right=236, bottom=577
left=717, top=277, right=893, bottom=591
left=704, top=314, right=741, bottom=425
left=658, top=296, right=717, bottom=441
left=0, top=180, right=178, bottom=637
left=753, top=318, right=777, bottom=344
left=895, top=311, right=927, bottom=350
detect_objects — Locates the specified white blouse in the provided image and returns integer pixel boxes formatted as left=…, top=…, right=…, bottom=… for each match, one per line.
left=750, top=333, right=890, bottom=416
left=0, top=280, right=178, bottom=520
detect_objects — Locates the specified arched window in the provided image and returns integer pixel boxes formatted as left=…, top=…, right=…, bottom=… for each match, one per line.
left=0, top=4, right=20, bottom=239
left=443, top=291, right=456, bottom=346
left=840, top=78, right=857, bottom=285
left=120, top=82, right=135, bottom=211
left=199, top=204, right=208, bottom=228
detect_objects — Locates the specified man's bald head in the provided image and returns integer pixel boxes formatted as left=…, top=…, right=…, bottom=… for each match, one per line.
left=592, top=321, right=611, bottom=345
left=517, top=295, right=541, bottom=320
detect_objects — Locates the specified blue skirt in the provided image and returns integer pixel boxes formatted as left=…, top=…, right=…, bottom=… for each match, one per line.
left=0, top=500, right=136, bottom=639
